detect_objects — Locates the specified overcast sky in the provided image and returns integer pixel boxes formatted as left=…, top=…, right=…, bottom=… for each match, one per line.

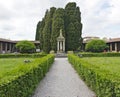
left=0, top=0, right=120, bottom=40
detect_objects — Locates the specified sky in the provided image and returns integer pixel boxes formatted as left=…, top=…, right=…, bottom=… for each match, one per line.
left=0, top=0, right=120, bottom=40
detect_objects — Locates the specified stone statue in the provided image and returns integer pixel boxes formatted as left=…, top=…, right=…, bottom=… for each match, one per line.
left=60, top=29, right=63, bottom=37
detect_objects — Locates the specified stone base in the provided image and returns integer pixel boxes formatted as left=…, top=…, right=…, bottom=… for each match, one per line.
left=56, top=52, right=67, bottom=58
left=57, top=50, right=65, bottom=53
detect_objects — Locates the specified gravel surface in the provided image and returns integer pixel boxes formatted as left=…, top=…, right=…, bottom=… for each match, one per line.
left=32, top=58, right=96, bottom=97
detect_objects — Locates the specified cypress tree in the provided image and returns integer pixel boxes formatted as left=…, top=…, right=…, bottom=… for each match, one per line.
left=51, top=8, right=65, bottom=51
left=35, top=2, right=82, bottom=53
left=43, top=8, right=56, bottom=53
left=65, top=2, right=82, bottom=51
left=43, top=19, right=51, bottom=53
left=35, top=21, right=41, bottom=40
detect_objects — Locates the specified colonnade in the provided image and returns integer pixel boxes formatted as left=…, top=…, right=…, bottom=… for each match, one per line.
left=109, top=42, right=120, bottom=52
left=0, top=42, right=14, bottom=53
left=57, top=41, right=65, bottom=52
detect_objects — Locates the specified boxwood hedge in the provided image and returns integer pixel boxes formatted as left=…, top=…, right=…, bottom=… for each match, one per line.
left=68, top=54, right=120, bottom=97
left=0, top=54, right=54, bottom=97
left=77, top=52, right=120, bottom=57
left=0, top=53, right=47, bottom=58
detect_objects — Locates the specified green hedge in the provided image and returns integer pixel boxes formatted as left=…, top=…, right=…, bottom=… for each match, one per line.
left=77, top=52, right=120, bottom=57
left=0, top=54, right=55, bottom=97
left=0, top=53, right=47, bottom=58
left=68, top=54, right=120, bottom=97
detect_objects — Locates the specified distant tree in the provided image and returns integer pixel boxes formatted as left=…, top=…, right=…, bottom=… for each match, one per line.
left=85, top=39, right=108, bottom=52
left=15, top=40, right=36, bottom=53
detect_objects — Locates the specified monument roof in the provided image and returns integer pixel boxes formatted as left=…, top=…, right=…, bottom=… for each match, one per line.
left=57, top=29, right=65, bottom=40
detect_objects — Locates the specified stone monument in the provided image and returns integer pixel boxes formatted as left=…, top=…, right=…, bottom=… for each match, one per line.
left=57, top=29, right=65, bottom=53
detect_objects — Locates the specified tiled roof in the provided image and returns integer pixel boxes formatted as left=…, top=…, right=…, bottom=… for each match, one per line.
left=0, top=38, right=40, bottom=44
left=0, top=38, right=14, bottom=43
left=106, top=38, right=120, bottom=43
left=83, top=37, right=120, bottom=44
left=13, top=40, right=40, bottom=44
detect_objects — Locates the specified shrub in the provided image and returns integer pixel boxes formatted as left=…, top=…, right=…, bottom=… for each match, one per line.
left=49, top=50, right=55, bottom=54
left=67, top=51, right=74, bottom=54
left=16, top=40, right=36, bottom=53
left=0, top=53, right=47, bottom=58
left=77, top=52, right=120, bottom=57
left=85, top=39, right=108, bottom=52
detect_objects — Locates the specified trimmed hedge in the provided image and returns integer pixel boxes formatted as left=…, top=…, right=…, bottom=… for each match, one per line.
left=77, top=52, right=120, bottom=57
left=0, top=54, right=55, bottom=97
left=0, top=53, right=47, bottom=58
left=68, top=54, right=120, bottom=97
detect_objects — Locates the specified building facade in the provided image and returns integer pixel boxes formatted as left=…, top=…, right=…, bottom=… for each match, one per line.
left=106, top=38, right=120, bottom=52
left=0, top=38, right=40, bottom=54
left=82, top=37, right=120, bottom=52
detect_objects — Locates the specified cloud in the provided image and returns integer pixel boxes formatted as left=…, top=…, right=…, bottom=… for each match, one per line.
left=0, top=0, right=120, bottom=40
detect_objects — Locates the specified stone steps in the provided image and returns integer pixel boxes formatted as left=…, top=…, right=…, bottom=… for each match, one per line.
left=55, top=53, right=67, bottom=58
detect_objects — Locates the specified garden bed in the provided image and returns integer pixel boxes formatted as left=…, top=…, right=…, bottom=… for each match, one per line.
left=0, top=54, right=55, bottom=97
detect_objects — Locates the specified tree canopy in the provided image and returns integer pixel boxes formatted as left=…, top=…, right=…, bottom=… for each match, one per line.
left=15, top=40, right=36, bottom=53
left=35, top=2, right=82, bottom=53
left=85, top=39, right=108, bottom=53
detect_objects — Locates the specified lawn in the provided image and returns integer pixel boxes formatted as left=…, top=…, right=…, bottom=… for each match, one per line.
left=80, top=57, right=120, bottom=80
left=0, top=58, right=39, bottom=84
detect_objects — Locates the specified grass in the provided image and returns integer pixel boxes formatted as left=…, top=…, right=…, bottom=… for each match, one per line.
left=80, top=57, right=120, bottom=80
left=0, top=58, right=39, bottom=84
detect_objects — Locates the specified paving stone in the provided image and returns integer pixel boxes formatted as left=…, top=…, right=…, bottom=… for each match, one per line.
left=32, top=58, right=96, bottom=97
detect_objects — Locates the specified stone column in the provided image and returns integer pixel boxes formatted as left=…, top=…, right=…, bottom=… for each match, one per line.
left=9, top=43, right=12, bottom=53
left=115, top=43, right=117, bottom=52
left=60, top=41, right=62, bottom=51
left=5, top=43, right=8, bottom=53
left=110, top=43, right=112, bottom=52
left=57, top=41, right=59, bottom=51
left=63, top=41, right=65, bottom=52
left=0, top=42, right=2, bottom=53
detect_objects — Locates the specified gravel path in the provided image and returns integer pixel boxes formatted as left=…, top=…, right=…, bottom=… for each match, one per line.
left=32, top=58, right=96, bottom=97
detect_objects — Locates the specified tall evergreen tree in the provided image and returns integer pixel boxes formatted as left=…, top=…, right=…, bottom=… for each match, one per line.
left=35, top=21, right=41, bottom=40
left=51, top=8, right=65, bottom=51
left=35, top=2, right=82, bottom=53
left=65, top=2, right=82, bottom=51
left=43, top=8, right=56, bottom=53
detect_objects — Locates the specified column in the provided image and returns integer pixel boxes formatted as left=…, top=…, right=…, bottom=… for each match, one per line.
left=115, top=43, right=117, bottom=52
left=5, top=43, right=8, bottom=53
left=110, top=43, right=112, bottom=52
left=57, top=41, right=59, bottom=51
left=9, top=43, right=12, bottom=53
left=60, top=41, right=62, bottom=51
left=63, top=41, right=65, bottom=52
left=0, top=42, right=2, bottom=53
